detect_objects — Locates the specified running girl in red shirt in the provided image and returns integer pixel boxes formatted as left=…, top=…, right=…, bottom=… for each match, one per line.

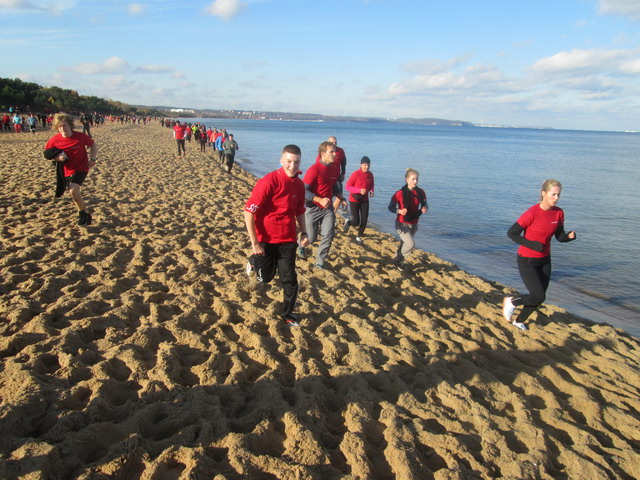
left=503, top=179, right=576, bottom=330
left=344, top=156, right=374, bottom=243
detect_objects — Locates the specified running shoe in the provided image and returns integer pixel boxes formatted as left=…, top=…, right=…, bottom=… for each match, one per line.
left=245, top=261, right=254, bottom=277
left=78, top=211, right=87, bottom=226
left=343, top=219, right=351, bottom=233
left=394, top=257, right=405, bottom=271
left=282, top=313, right=301, bottom=327
left=355, top=236, right=363, bottom=243
left=502, top=297, right=516, bottom=322
left=84, top=213, right=92, bottom=226
left=512, top=321, right=528, bottom=331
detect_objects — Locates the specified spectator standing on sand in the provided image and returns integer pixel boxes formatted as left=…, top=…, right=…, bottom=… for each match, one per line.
left=244, top=144, right=309, bottom=327
left=388, top=168, right=428, bottom=271
left=44, top=112, right=97, bottom=226
left=502, top=179, right=576, bottom=331
left=223, top=134, right=239, bottom=173
left=343, top=156, right=374, bottom=243
left=299, top=141, right=346, bottom=269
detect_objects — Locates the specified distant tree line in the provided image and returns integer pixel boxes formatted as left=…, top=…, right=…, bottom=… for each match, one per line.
left=0, top=77, right=165, bottom=117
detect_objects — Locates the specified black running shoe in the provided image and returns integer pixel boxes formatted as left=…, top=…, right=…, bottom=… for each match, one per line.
left=84, top=213, right=92, bottom=226
left=282, top=313, right=301, bottom=327
left=78, top=210, right=87, bottom=226
left=394, top=257, right=405, bottom=271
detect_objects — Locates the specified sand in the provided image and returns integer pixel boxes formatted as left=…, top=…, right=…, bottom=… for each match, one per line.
left=1, top=122, right=639, bottom=480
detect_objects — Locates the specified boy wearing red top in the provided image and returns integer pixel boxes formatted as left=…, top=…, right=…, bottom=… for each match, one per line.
left=244, top=145, right=309, bottom=327
left=45, top=113, right=97, bottom=226
left=300, top=141, right=347, bottom=268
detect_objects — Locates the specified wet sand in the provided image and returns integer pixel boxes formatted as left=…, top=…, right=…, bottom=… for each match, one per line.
left=1, top=122, right=638, bottom=479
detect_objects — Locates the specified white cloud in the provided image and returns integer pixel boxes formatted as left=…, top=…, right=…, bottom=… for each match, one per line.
left=530, top=48, right=627, bottom=72
left=203, top=0, right=245, bottom=21
left=0, top=0, right=68, bottom=14
left=389, top=60, right=514, bottom=96
left=134, top=65, right=172, bottom=74
left=128, top=3, right=145, bottom=15
left=378, top=46, right=640, bottom=129
left=67, top=56, right=130, bottom=75
left=401, top=54, right=472, bottom=75
left=620, top=58, right=640, bottom=73
left=598, top=0, right=640, bottom=20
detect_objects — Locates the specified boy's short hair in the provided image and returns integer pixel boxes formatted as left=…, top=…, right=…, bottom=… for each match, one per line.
left=282, top=144, right=301, bottom=155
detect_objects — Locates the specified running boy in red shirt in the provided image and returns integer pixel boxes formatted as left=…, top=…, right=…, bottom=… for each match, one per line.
left=244, top=144, right=310, bottom=327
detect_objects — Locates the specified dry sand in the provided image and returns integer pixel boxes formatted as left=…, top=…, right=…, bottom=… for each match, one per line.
left=1, top=122, right=639, bottom=480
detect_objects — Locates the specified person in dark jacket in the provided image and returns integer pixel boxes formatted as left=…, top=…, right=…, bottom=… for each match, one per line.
left=388, top=168, right=428, bottom=271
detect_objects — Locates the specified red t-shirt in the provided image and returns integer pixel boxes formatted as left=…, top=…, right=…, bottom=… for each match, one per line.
left=304, top=160, right=340, bottom=207
left=174, top=125, right=187, bottom=140
left=45, top=131, right=94, bottom=176
left=517, top=204, right=565, bottom=258
left=245, top=168, right=306, bottom=243
left=345, top=169, right=374, bottom=202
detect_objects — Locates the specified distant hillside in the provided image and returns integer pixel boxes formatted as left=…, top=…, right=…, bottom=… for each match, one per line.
left=154, top=106, right=475, bottom=127
left=1, top=77, right=165, bottom=116
left=395, top=118, right=474, bottom=127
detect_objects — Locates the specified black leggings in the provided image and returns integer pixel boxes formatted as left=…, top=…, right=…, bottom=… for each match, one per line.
left=512, top=255, right=551, bottom=322
left=177, top=139, right=186, bottom=156
left=349, top=201, right=369, bottom=236
left=225, top=154, right=235, bottom=173
left=249, top=242, right=298, bottom=317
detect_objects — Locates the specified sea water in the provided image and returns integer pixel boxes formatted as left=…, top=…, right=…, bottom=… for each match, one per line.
left=181, top=118, right=640, bottom=338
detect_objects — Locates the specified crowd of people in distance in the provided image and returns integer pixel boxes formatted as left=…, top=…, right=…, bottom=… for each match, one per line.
left=167, top=120, right=239, bottom=174
left=3, top=105, right=152, bottom=136
left=3, top=107, right=53, bottom=134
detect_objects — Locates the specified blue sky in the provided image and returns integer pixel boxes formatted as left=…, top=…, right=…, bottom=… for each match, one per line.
left=2, top=0, right=639, bottom=131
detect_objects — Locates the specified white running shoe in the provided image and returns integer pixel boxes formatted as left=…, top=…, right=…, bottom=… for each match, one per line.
left=355, top=236, right=363, bottom=243
left=502, top=297, right=516, bottom=321
left=512, top=321, right=528, bottom=331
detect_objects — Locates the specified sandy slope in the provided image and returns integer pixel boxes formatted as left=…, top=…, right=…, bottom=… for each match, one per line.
left=1, top=122, right=638, bottom=479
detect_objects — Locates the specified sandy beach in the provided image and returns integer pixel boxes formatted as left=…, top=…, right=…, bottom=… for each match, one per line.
left=1, top=122, right=639, bottom=479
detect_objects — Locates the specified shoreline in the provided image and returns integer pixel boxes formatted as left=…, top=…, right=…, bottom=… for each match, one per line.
left=1, top=122, right=638, bottom=478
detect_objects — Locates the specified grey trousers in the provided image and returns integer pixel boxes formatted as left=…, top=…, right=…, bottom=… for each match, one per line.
left=305, top=205, right=336, bottom=267
left=395, top=220, right=418, bottom=260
